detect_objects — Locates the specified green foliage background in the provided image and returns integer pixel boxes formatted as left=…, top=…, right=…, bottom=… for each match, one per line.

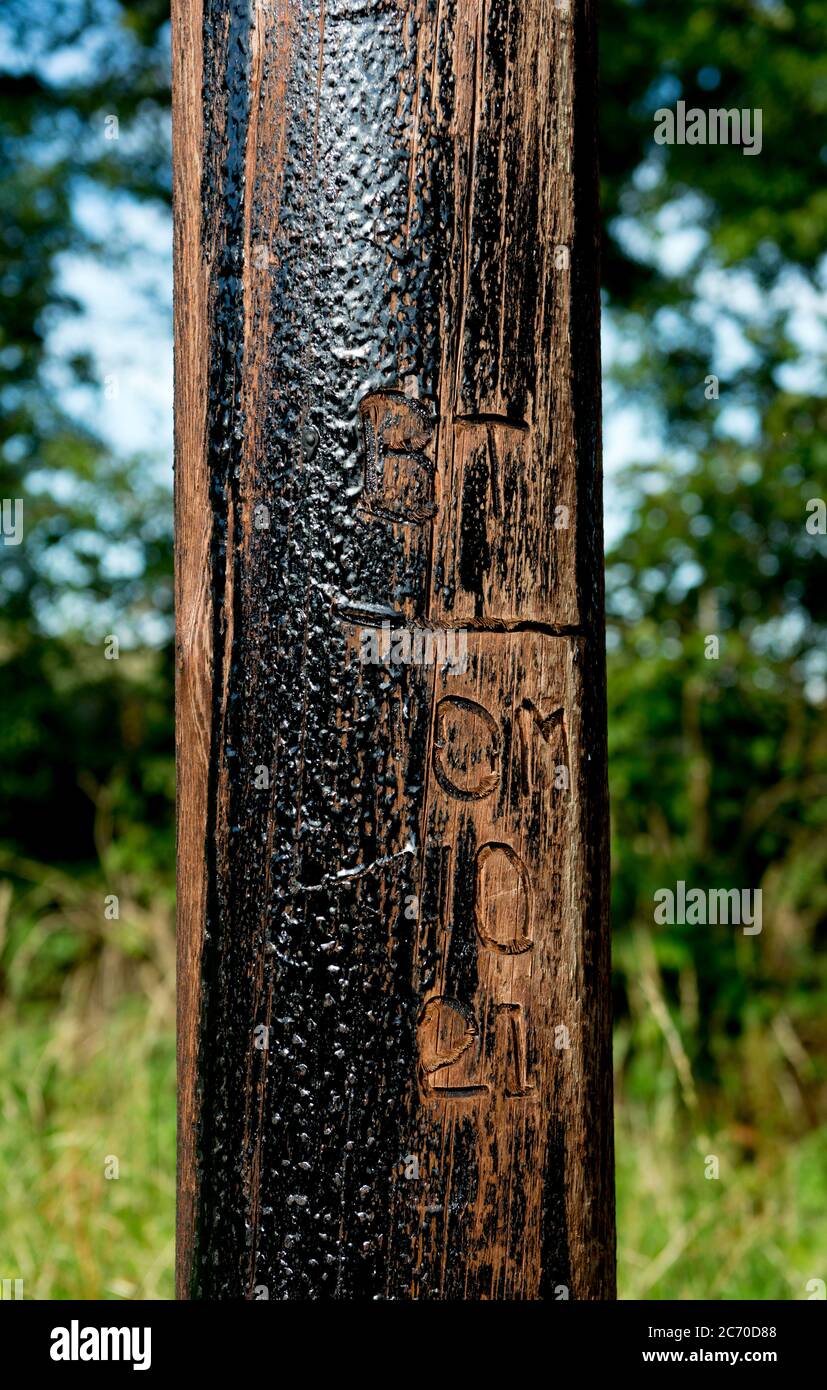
left=0, top=0, right=825, bottom=1299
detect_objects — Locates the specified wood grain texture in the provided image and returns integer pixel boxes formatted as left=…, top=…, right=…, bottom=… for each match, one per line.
left=174, top=0, right=614, bottom=1299
left=171, top=0, right=211, bottom=1301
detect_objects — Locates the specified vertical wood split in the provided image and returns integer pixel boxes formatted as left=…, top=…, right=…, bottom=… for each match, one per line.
left=173, top=0, right=614, bottom=1299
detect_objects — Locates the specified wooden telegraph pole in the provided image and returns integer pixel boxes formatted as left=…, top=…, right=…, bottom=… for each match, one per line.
left=173, top=0, right=614, bottom=1299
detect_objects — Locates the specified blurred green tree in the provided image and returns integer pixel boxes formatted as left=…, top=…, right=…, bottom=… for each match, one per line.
left=601, top=0, right=827, bottom=1102
left=0, top=1, right=172, bottom=867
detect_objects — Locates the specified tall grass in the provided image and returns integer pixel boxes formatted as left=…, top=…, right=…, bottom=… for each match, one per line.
left=615, top=937, right=827, bottom=1300
left=0, top=854, right=175, bottom=1300
left=1, top=849, right=824, bottom=1299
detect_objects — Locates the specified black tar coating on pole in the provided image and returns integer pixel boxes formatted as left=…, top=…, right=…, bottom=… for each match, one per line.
left=188, top=0, right=606, bottom=1300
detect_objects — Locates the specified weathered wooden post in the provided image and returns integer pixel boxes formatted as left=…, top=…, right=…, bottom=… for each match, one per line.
left=173, top=0, right=614, bottom=1299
